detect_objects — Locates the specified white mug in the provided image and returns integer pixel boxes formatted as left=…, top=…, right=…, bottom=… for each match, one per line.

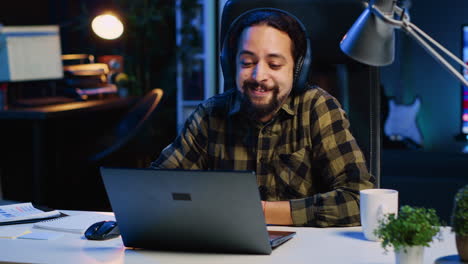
left=360, top=189, right=399, bottom=241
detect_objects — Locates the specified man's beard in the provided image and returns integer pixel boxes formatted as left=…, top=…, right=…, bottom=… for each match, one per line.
left=240, top=79, right=287, bottom=121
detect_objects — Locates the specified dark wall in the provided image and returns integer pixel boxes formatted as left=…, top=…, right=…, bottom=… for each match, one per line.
left=380, top=0, right=468, bottom=152
left=0, top=1, right=55, bottom=25
left=0, top=0, right=122, bottom=55
left=1, top=0, right=177, bottom=126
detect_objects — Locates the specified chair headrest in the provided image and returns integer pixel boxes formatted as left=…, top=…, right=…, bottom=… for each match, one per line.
left=220, top=0, right=367, bottom=66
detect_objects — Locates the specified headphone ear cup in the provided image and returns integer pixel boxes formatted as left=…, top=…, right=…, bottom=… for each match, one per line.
left=220, top=46, right=228, bottom=82
left=293, top=56, right=304, bottom=84
left=220, top=26, right=235, bottom=89
left=220, top=49, right=234, bottom=91
left=293, top=37, right=312, bottom=94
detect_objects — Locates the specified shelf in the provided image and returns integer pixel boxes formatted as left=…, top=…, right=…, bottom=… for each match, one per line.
left=175, top=0, right=216, bottom=132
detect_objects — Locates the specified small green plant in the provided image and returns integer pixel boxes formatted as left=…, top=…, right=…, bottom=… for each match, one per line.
left=451, top=185, right=468, bottom=236
left=374, top=205, right=443, bottom=252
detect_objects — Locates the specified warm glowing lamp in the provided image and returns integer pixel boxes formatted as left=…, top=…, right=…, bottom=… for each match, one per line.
left=91, top=14, right=124, bottom=40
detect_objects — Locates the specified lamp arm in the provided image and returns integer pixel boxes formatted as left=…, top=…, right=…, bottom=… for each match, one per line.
left=371, top=5, right=468, bottom=86
left=400, top=22, right=468, bottom=87
left=408, top=22, right=468, bottom=70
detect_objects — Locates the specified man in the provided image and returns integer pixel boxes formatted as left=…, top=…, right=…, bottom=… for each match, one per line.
left=151, top=9, right=375, bottom=227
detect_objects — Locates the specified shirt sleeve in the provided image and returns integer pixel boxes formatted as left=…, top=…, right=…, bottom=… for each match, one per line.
left=150, top=104, right=209, bottom=170
left=289, top=93, right=375, bottom=227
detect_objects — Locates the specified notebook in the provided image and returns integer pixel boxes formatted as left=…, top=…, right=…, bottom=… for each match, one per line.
left=0, top=203, right=62, bottom=226
left=100, top=167, right=296, bottom=255
left=33, top=213, right=115, bottom=234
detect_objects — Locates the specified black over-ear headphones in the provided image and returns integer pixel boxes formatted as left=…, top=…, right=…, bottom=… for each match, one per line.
left=220, top=7, right=312, bottom=94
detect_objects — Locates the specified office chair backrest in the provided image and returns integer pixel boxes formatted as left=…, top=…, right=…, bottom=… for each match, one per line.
left=89, top=88, right=164, bottom=162
left=221, top=0, right=381, bottom=186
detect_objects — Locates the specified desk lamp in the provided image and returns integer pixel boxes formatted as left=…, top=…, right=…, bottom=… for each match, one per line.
left=340, top=0, right=468, bottom=88
left=90, top=13, right=128, bottom=97
left=91, top=14, right=124, bottom=40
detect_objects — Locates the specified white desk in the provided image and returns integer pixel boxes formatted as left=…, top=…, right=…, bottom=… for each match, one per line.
left=0, top=210, right=460, bottom=264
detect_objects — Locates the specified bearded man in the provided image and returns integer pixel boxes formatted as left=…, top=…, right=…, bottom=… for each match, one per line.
left=151, top=9, right=374, bottom=227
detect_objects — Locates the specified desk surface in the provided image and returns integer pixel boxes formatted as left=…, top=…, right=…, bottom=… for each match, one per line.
left=0, top=97, right=136, bottom=120
left=0, top=211, right=460, bottom=264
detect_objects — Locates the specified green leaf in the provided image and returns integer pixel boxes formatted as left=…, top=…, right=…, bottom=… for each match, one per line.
left=451, top=185, right=468, bottom=236
left=374, top=205, right=442, bottom=252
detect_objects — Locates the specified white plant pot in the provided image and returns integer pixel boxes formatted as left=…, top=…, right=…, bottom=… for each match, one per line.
left=395, top=246, right=424, bottom=264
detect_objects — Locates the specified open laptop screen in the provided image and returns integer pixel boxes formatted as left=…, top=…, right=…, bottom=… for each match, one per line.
left=100, top=168, right=295, bottom=254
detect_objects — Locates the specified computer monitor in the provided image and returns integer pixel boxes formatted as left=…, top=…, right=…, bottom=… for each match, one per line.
left=461, top=25, right=468, bottom=136
left=0, top=25, right=63, bottom=82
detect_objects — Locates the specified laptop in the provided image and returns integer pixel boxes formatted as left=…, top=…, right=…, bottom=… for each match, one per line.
left=100, top=168, right=296, bottom=254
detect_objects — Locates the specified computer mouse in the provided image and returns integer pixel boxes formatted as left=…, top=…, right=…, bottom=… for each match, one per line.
left=84, top=220, right=120, bottom=240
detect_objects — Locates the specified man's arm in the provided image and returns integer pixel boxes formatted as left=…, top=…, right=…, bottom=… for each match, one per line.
left=262, top=201, right=293, bottom=225
left=151, top=104, right=209, bottom=169
left=288, top=92, right=375, bottom=227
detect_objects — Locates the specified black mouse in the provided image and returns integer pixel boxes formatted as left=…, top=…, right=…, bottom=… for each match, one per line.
left=84, top=221, right=120, bottom=240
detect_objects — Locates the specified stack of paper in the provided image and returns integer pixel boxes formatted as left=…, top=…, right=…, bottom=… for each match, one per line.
left=0, top=203, right=62, bottom=225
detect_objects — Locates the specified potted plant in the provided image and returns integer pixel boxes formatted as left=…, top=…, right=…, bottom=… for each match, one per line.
left=374, top=205, right=443, bottom=264
left=451, top=184, right=468, bottom=261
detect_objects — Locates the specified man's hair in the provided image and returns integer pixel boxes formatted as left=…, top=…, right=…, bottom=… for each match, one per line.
left=227, top=10, right=307, bottom=69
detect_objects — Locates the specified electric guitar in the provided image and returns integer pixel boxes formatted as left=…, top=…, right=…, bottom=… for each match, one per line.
left=384, top=96, right=423, bottom=148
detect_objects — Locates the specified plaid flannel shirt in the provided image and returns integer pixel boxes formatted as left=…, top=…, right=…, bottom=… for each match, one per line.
left=151, top=86, right=375, bottom=227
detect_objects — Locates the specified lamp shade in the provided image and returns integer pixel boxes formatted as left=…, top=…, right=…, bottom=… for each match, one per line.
left=91, top=14, right=124, bottom=40
left=340, top=7, right=395, bottom=66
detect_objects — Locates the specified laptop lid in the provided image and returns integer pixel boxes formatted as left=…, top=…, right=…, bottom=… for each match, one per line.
left=100, top=168, right=274, bottom=254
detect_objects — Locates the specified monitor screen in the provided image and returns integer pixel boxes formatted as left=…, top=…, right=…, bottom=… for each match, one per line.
left=0, top=25, right=63, bottom=82
left=462, top=25, right=468, bottom=135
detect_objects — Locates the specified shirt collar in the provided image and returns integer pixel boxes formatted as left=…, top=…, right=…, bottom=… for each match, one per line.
left=280, top=95, right=296, bottom=116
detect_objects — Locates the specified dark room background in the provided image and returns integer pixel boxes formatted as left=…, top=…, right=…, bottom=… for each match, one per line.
left=0, top=0, right=467, bottom=221
left=378, top=0, right=468, bottom=223
left=380, top=0, right=468, bottom=152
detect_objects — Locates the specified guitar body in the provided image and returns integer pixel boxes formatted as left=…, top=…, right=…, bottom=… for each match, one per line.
left=384, top=97, right=423, bottom=148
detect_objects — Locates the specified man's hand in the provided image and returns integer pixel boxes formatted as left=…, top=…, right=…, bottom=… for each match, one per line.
left=261, top=201, right=293, bottom=225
